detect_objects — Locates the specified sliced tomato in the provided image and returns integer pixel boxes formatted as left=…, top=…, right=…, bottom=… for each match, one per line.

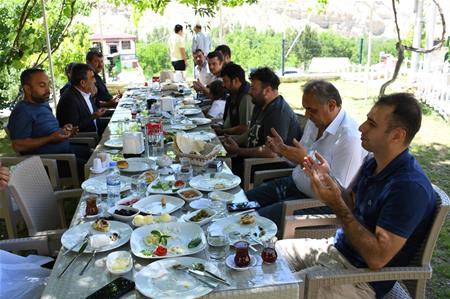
left=154, top=245, right=167, bottom=256
left=174, top=180, right=185, bottom=187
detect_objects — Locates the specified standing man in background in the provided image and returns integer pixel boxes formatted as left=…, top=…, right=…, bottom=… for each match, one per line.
left=168, top=24, right=187, bottom=71
left=192, top=24, right=211, bottom=56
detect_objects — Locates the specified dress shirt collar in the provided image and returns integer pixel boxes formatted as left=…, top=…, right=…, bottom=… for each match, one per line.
left=324, top=108, right=345, bottom=136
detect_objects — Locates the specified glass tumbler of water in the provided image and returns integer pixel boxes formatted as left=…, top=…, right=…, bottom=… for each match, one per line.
left=131, top=175, right=147, bottom=197
left=207, top=229, right=229, bottom=260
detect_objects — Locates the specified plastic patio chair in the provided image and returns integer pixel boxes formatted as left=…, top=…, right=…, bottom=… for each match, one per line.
left=279, top=185, right=450, bottom=299
left=6, top=156, right=83, bottom=255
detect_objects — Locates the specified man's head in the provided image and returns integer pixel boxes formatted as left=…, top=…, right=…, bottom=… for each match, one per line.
left=301, top=80, right=342, bottom=129
left=359, top=93, right=422, bottom=153
left=194, top=24, right=202, bottom=33
left=70, top=63, right=96, bottom=94
left=20, top=68, right=50, bottom=104
left=220, top=62, right=245, bottom=94
left=65, top=62, right=76, bottom=81
left=193, top=49, right=206, bottom=67
left=209, top=80, right=226, bottom=101
left=86, top=49, right=104, bottom=74
left=249, top=67, right=279, bottom=106
left=207, top=51, right=224, bottom=76
left=174, top=24, right=183, bottom=35
left=214, top=45, right=231, bottom=64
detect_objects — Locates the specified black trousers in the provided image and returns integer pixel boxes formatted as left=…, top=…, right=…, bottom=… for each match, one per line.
left=172, top=60, right=186, bottom=71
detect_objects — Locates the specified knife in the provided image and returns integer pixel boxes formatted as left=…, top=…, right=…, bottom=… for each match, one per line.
left=58, top=240, right=88, bottom=278
left=211, top=209, right=255, bottom=223
left=187, top=271, right=217, bottom=289
left=188, top=269, right=230, bottom=286
left=79, top=250, right=97, bottom=276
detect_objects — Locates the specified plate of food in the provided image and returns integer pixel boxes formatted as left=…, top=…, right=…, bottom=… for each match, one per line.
left=104, top=138, right=123, bottom=148
left=81, top=175, right=132, bottom=195
left=132, top=195, right=185, bottom=215
left=61, top=220, right=133, bottom=253
left=208, top=214, right=277, bottom=245
left=177, top=188, right=203, bottom=202
left=117, top=158, right=155, bottom=173
left=180, top=108, right=202, bottom=116
left=148, top=179, right=186, bottom=194
left=182, top=208, right=217, bottom=226
left=189, top=118, right=212, bottom=126
left=130, top=222, right=206, bottom=259
left=182, top=99, right=201, bottom=105
left=135, top=257, right=219, bottom=298
left=189, top=173, right=241, bottom=192
left=132, top=213, right=176, bottom=227
left=140, top=170, right=159, bottom=184
left=208, top=191, right=235, bottom=203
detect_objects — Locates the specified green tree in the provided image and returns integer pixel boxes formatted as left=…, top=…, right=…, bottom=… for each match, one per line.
left=297, top=25, right=322, bottom=70
left=136, top=42, right=172, bottom=78
left=318, top=31, right=357, bottom=60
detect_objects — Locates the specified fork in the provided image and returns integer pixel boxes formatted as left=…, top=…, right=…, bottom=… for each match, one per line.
left=172, top=264, right=216, bottom=288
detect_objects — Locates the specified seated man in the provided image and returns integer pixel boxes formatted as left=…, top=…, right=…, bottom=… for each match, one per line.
left=86, top=49, right=120, bottom=109
left=277, top=93, right=436, bottom=299
left=57, top=63, right=106, bottom=135
left=8, top=68, right=90, bottom=179
left=246, top=80, right=367, bottom=227
left=222, top=67, right=301, bottom=175
left=59, top=62, right=75, bottom=96
left=215, top=44, right=232, bottom=65
left=205, top=80, right=227, bottom=119
left=193, top=49, right=213, bottom=86
left=214, top=62, right=254, bottom=136
left=192, top=51, right=224, bottom=98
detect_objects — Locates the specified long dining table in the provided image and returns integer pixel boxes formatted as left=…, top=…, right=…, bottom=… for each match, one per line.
left=41, top=85, right=303, bottom=299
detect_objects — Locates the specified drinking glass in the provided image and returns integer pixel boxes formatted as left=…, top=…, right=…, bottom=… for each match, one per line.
left=175, top=158, right=193, bottom=182
left=207, top=229, right=229, bottom=260
left=131, top=175, right=147, bottom=197
left=209, top=199, right=227, bottom=218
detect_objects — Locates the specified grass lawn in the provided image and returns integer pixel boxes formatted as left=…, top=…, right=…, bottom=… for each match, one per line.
left=1, top=79, right=449, bottom=297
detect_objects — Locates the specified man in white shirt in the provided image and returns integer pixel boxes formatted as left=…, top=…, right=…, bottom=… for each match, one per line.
left=192, top=51, right=224, bottom=98
left=193, top=49, right=213, bottom=86
left=168, top=24, right=187, bottom=71
left=192, top=24, right=211, bottom=56
left=245, top=80, right=367, bottom=227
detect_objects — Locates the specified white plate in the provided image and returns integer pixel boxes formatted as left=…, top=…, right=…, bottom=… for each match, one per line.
left=132, top=195, right=185, bottom=215
left=61, top=220, right=132, bottom=253
left=119, top=158, right=155, bottom=173
left=208, top=214, right=277, bottom=245
left=132, top=214, right=177, bottom=227
left=185, top=131, right=216, bottom=141
left=170, top=123, right=197, bottom=131
left=130, top=222, right=206, bottom=259
left=104, top=138, right=123, bottom=148
left=225, top=254, right=258, bottom=271
left=81, top=175, right=132, bottom=195
left=182, top=208, right=216, bottom=226
left=208, top=191, right=235, bottom=202
left=148, top=179, right=186, bottom=194
left=177, top=188, right=203, bottom=202
left=189, top=173, right=241, bottom=192
left=189, top=117, right=212, bottom=125
left=135, top=257, right=218, bottom=298
left=181, top=108, right=202, bottom=116
left=189, top=198, right=211, bottom=210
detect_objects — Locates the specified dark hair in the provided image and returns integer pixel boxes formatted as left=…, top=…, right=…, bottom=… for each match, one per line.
left=207, top=51, right=224, bottom=63
left=65, top=62, right=76, bottom=78
left=174, top=24, right=183, bottom=33
left=194, top=48, right=204, bottom=55
left=70, top=63, right=95, bottom=86
left=20, top=68, right=45, bottom=86
left=220, top=62, right=245, bottom=83
left=215, top=44, right=231, bottom=58
left=302, top=80, right=342, bottom=106
left=375, top=93, right=422, bottom=145
left=209, top=80, right=225, bottom=100
left=86, top=49, right=103, bottom=63
left=249, top=67, right=280, bottom=90
left=195, top=24, right=202, bottom=30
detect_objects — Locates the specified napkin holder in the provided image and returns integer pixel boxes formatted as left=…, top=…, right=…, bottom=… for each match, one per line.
left=122, top=132, right=144, bottom=154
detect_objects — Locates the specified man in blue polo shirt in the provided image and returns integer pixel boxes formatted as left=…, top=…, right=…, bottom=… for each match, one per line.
left=277, top=93, right=436, bottom=298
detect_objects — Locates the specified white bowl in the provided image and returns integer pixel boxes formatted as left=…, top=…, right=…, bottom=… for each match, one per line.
left=156, top=155, right=172, bottom=167
left=183, top=208, right=216, bottom=226
left=177, top=188, right=203, bottom=202
left=208, top=191, right=234, bottom=203
left=106, top=251, right=133, bottom=274
left=108, top=205, right=140, bottom=222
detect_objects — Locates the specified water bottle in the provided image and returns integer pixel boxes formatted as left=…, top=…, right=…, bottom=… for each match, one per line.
left=106, top=161, right=121, bottom=207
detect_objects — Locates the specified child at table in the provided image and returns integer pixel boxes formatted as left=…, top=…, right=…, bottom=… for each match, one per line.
left=205, top=80, right=226, bottom=120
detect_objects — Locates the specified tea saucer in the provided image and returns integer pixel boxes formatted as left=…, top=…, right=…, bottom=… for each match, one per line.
left=90, top=166, right=108, bottom=174
left=225, top=254, right=258, bottom=271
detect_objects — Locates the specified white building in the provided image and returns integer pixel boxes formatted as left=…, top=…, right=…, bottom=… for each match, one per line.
left=91, top=33, right=138, bottom=68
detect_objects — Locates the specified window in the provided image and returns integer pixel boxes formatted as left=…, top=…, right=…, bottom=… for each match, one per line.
left=109, top=44, right=118, bottom=54
left=122, top=41, right=131, bottom=50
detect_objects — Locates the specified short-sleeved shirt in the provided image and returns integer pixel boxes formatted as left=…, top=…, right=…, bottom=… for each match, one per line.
left=168, top=33, right=185, bottom=61
left=223, top=81, right=254, bottom=130
left=7, top=100, right=71, bottom=155
left=247, top=95, right=301, bottom=148
left=94, top=73, right=113, bottom=105
left=334, top=149, right=436, bottom=298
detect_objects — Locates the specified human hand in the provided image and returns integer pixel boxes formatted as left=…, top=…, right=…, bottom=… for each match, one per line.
left=51, top=129, right=70, bottom=143
left=222, top=135, right=240, bottom=155
left=303, top=151, right=330, bottom=177
left=0, top=166, right=10, bottom=191
left=305, top=167, right=342, bottom=208
left=192, top=80, right=204, bottom=92
left=93, top=108, right=106, bottom=119
left=265, top=128, right=284, bottom=154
